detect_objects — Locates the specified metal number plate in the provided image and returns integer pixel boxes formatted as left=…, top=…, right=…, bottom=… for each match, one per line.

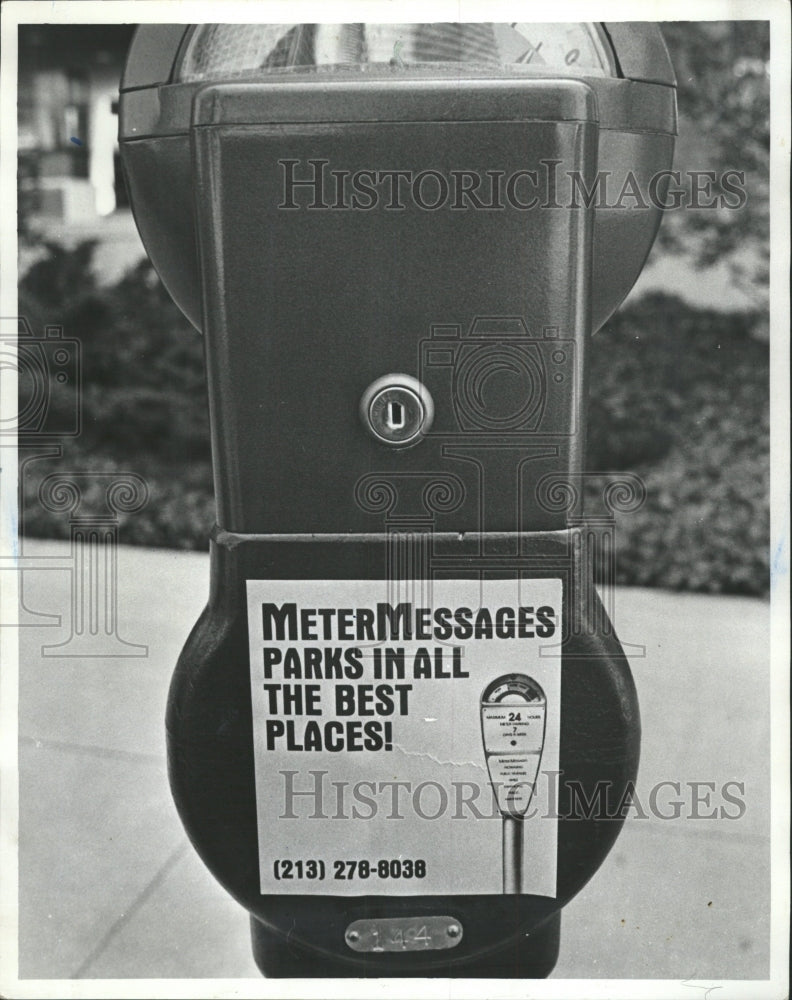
left=345, top=916, right=463, bottom=952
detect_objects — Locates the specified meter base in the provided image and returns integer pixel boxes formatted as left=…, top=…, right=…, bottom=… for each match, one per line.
left=250, top=911, right=561, bottom=978
left=168, top=528, right=639, bottom=977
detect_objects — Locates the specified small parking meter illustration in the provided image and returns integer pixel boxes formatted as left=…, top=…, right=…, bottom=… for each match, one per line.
left=480, top=674, right=547, bottom=895
left=119, top=21, right=676, bottom=977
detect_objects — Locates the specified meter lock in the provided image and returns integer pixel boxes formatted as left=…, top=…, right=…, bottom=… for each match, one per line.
left=481, top=675, right=547, bottom=894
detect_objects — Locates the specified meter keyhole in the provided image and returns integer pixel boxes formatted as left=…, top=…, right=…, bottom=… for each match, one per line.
left=360, top=374, right=434, bottom=446
left=386, top=401, right=405, bottom=430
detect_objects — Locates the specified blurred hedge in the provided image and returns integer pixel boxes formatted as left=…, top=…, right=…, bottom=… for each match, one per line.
left=19, top=243, right=769, bottom=595
left=19, top=242, right=214, bottom=550
left=587, top=295, right=768, bottom=595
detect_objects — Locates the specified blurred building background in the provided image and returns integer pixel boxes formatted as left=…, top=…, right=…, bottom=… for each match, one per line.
left=18, top=25, right=138, bottom=282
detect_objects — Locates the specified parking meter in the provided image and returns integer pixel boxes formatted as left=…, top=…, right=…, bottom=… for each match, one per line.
left=480, top=674, right=547, bottom=894
left=119, top=22, right=676, bottom=978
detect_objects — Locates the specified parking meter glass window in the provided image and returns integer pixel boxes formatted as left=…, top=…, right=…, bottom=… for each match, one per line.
left=176, top=23, right=616, bottom=80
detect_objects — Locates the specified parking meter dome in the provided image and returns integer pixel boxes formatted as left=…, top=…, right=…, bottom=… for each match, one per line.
left=175, top=23, right=616, bottom=78
left=119, top=21, right=676, bottom=333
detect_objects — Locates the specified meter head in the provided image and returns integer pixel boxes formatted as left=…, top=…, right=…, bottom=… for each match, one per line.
left=119, top=20, right=676, bottom=334
left=119, top=20, right=676, bottom=536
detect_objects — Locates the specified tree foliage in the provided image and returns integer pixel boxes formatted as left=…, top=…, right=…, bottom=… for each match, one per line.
left=659, top=22, right=770, bottom=297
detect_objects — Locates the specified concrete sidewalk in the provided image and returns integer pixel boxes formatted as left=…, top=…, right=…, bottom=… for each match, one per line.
left=12, top=538, right=770, bottom=981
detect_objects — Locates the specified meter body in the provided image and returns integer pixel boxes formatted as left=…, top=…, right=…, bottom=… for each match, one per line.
left=119, top=21, right=676, bottom=978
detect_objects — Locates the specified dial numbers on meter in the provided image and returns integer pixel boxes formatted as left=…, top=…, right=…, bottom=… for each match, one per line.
left=504, top=23, right=613, bottom=74
left=481, top=704, right=545, bottom=755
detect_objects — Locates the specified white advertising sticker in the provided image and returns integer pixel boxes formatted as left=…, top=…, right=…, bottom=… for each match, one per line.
left=246, top=578, right=561, bottom=897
